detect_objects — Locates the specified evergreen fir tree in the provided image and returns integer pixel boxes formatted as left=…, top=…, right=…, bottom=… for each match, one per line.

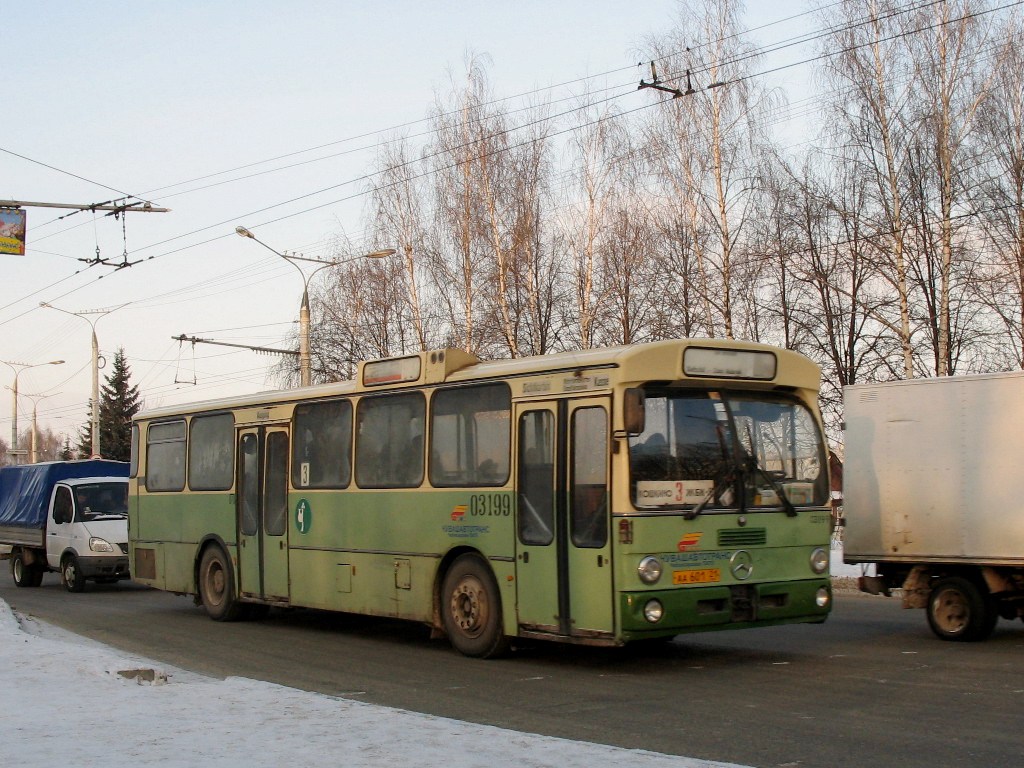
left=78, top=348, right=141, bottom=461
left=77, top=399, right=96, bottom=458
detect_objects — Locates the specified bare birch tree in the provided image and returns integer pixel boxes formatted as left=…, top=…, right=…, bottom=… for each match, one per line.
left=971, top=10, right=1024, bottom=367
left=643, top=0, right=776, bottom=340
left=902, top=0, right=992, bottom=374
left=370, top=135, right=434, bottom=352
left=821, top=0, right=918, bottom=377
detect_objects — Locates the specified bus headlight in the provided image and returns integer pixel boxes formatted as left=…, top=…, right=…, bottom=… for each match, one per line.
left=637, top=556, right=663, bottom=585
left=816, top=587, right=831, bottom=608
left=643, top=599, right=664, bottom=623
left=810, top=547, right=829, bottom=574
left=89, top=537, right=114, bottom=553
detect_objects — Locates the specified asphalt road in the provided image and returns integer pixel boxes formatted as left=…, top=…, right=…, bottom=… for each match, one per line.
left=2, top=574, right=1022, bottom=768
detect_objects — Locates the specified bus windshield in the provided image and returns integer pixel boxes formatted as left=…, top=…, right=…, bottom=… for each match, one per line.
left=629, top=390, right=827, bottom=512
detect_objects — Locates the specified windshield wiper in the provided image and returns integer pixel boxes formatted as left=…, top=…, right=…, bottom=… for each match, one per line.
left=684, top=486, right=715, bottom=521
left=757, top=467, right=797, bottom=516
left=684, top=468, right=737, bottom=520
left=738, top=425, right=796, bottom=517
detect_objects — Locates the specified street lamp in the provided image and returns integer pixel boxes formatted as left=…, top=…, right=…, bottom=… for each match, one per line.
left=39, top=302, right=126, bottom=458
left=235, top=225, right=397, bottom=387
left=1, top=359, right=64, bottom=464
left=16, top=390, right=58, bottom=463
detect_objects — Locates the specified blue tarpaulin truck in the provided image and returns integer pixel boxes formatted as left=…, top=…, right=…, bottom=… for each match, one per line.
left=0, top=460, right=130, bottom=591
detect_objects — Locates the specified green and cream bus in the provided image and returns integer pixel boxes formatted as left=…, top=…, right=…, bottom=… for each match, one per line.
left=129, top=339, right=832, bottom=657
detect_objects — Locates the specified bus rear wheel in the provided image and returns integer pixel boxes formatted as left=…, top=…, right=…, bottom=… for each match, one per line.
left=927, top=576, right=997, bottom=642
left=441, top=554, right=509, bottom=658
left=199, top=546, right=243, bottom=621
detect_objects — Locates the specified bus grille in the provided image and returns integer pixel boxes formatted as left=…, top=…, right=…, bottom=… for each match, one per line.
left=718, top=528, right=767, bottom=547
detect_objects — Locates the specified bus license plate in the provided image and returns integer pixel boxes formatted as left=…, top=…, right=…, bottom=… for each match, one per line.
left=673, top=568, right=721, bottom=585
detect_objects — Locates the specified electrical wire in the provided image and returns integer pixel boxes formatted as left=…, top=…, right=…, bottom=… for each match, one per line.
left=7, top=1, right=1022, bottom=401
left=16, top=0, right=847, bottom=244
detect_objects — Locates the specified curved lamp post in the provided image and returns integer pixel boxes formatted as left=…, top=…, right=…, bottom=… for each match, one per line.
left=235, top=226, right=396, bottom=387
left=39, top=302, right=125, bottom=458
left=1, top=359, right=64, bottom=464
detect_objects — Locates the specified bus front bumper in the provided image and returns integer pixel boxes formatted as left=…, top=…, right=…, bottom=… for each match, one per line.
left=620, top=578, right=831, bottom=637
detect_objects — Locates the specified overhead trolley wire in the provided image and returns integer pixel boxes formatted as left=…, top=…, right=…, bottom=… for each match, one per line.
left=9, top=2, right=1018, bottom=328
left=15, top=1, right=841, bottom=243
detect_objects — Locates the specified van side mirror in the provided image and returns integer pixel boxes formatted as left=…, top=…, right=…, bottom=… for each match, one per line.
left=623, top=388, right=645, bottom=435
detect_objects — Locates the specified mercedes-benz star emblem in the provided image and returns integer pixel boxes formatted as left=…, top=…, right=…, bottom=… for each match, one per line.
left=730, top=549, right=754, bottom=581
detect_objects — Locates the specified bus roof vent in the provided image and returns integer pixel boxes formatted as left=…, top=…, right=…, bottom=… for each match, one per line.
left=424, top=348, right=481, bottom=383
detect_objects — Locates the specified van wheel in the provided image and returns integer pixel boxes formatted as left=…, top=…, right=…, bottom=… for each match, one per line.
left=11, top=551, right=43, bottom=588
left=199, top=546, right=243, bottom=621
left=61, top=555, right=87, bottom=593
left=441, top=554, right=509, bottom=658
left=926, top=576, right=997, bottom=641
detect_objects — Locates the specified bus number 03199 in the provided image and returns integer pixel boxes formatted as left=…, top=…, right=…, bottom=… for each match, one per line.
left=469, top=493, right=512, bottom=516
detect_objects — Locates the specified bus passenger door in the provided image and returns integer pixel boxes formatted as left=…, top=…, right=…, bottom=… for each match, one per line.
left=514, top=397, right=613, bottom=638
left=236, top=426, right=291, bottom=602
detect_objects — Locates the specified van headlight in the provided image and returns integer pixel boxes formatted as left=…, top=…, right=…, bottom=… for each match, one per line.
left=637, top=556, right=663, bottom=584
left=89, top=537, right=114, bottom=553
left=810, top=547, right=829, bottom=574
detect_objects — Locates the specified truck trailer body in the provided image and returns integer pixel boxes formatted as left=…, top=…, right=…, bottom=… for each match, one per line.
left=843, top=373, right=1024, bottom=640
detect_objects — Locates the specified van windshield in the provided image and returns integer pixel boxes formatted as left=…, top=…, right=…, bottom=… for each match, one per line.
left=628, top=389, right=827, bottom=512
left=73, top=482, right=129, bottom=521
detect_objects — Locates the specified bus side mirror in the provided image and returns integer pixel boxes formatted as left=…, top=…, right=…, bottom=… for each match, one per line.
left=623, top=389, right=645, bottom=435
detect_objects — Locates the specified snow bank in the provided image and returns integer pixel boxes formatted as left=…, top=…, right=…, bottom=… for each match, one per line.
left=0, top=597, right=745, bottom=768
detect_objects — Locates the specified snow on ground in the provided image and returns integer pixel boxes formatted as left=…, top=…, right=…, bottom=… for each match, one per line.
left=0, top=597, right=745, bottom=768
left=0, top=539, right=859, bottom=766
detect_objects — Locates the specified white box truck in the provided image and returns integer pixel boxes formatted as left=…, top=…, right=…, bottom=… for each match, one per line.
left=843, top=373, right=1024, bottom=641
left=0, top=460, right=130, bottom=592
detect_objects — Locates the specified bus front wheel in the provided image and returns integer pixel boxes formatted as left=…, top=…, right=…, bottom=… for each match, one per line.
left=199, top=546, right=243, bottom=622
left=441, top=554, right=509, bottom=659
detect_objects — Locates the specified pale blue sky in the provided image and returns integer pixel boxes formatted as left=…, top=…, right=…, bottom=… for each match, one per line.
left=2, top=0, right=816, bottom=441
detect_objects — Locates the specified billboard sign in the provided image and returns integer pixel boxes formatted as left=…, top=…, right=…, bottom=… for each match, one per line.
left=0, top=208, right=27, bottom=255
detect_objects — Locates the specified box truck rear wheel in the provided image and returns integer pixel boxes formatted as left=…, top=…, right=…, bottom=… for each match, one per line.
left=926, top=576, right=997, bottom=642
left=11, top=551, right=43, bottom=588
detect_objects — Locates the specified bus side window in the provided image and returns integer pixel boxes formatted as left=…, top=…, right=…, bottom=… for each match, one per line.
left=355, top=393, right=425, bottom=489
left=292, top=399, right=352, bottom=489
left=430, top=384, right=511, bottom=488
left=571, top=407, right=608, bottom=548
left=517, top=411, right=554, bottom=546
left=189, top=412, right=235, bottom=491
left=147, top=420, right=187, bottom=492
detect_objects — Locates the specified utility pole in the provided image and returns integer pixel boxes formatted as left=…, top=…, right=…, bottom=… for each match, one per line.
left=234, top=226, right=396, bottom=387
left=39, top=303, right=125, bottom=458
left=1, top=359, right=64, bottom=464
left=21, top=391, right=57, bottom=463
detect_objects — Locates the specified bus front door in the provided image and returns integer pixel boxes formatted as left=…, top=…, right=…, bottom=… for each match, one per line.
left=236, top=426, right=290, bottom=602
left=514, top=397, right=613, bottom=639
